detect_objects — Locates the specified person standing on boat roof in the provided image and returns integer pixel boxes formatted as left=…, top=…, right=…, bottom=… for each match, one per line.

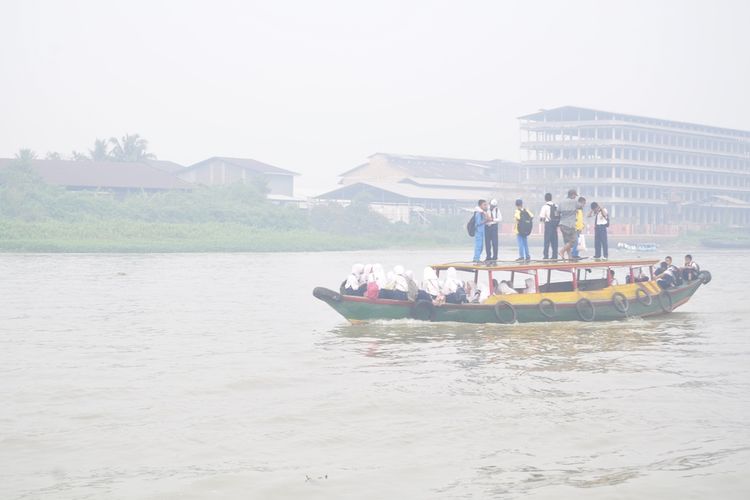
left=558, top=189, right=579, bottom=260
left=514, top=199, right=533, bottom=261
left=484, top=199, right=501, bottom=262
left=590, top=202, right=609, bottom=260
left=539, top=193, right=559, bottom=260
left=472, top=199, right=489, bottom=263
left=572, top=196, right=586, bottom=259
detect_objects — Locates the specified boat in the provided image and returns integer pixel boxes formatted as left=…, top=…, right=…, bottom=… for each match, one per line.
left=313, top=259, right=711, bottom=324
left=617, top=242, right=659, bottom=252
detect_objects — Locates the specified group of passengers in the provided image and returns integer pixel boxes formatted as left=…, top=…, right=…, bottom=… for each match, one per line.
left=654, top=254, right=700, bottom=289
left=342, top=263, right=419, bottom=301
left=343, top=264, right=537, bottom=305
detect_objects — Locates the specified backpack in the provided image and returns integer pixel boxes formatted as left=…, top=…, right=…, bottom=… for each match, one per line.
left=518, top=209, right=533, bottom=236
left=549, top=203, right=560, bottom=226
left=466, top=212, right=477, bottom=237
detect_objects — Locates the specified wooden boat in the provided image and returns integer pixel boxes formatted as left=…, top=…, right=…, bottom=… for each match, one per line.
left=313, top=259, right=712, bottom=324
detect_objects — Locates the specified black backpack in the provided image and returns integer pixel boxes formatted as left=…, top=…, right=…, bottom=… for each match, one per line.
left=466, top=212, right=477, bottom=237
left=549, top=203, right=560, bottom=226
left=518, top=209, right=533, bottom=236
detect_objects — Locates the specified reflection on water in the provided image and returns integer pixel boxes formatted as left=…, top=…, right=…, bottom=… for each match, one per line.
left=1, top=250, right=749, bottom=499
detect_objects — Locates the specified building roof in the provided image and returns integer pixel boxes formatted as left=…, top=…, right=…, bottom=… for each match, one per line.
left=340, top=152, right=504, bottom=181
left=316, top=181, right=494, bottom=203
left=519, top=106, right=750, bottom=137
left=0, top=158, right=192, bottom=190
left=183, top=156, right=299, bottom=176
left=144, top=159, right=185, bottom=173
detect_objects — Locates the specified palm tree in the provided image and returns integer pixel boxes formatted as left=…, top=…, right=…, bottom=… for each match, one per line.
left=108, top=134, right=156, bottom=162
left=88, top=138, right=110, bottom=161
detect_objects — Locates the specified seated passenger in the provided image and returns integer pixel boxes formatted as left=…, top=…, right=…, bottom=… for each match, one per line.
left=418, top=267, right=441, bottom=301
left=442, top=267, right=466, bottom=304
left=373, top=263, right=386, bottom=288
left=378, top=271, right=397, bottom=299
left=657, top=266, right=676, bottom=289
left=498, top=280, right=518, bottom=295
left=609, top=269, right=618, bottom=286
left=404, top=270, right=419, bottom=301
left=655, top=256, right=672, bottom=276
left=342, top=263, right=366, bottom=296
left=522, top=277, right=537, bottom=294
left=391, top=265, right=410, bottom=301
left=365, top=272, right=379, bottom=300
left=492, top=278, right=501, bottom=295
left=682, top=254, right=700, bottom=281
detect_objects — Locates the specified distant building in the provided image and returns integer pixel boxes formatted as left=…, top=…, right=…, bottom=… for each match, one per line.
left=0, top=158, right=191, bottom=195
left=520, top=106, right=750, bottom=230
left=144, top=159, right=185, bottom=174
left=179, top=156, right=298, bottom=199
left=316, top=153, right=522, bottom=223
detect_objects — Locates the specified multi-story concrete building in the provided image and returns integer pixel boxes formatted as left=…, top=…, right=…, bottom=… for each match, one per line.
left=519, top=106, right=750, bottom=231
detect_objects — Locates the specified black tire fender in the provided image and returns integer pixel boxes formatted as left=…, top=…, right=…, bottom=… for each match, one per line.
left=636, top=287, right=653, bottom=306
left=576, top=298, right=596, bottom=322
left=493, top=301, right=517, bottom=324
left=411, top=299, right=435, bottom=321
left=658, top=290, right=673, bottom=312
left=698, top=270, right=712, bottom=285
left=313, top=287, right=343, bottom=303
left=538, top=298, right=556, bottom=318
left=612, top=292, right=629, bottom=314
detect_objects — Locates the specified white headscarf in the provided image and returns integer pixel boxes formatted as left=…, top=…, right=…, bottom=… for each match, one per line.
left=499, top=281, right=518, bottom=294
left=362, top=264, right=373, bottom=285
left=393, top=265, right=408, bottom=292
left=524, top=277, right=537, bottom=294
left=345, top=263, right=365, bottom=289
left=422, top=267, right=441, bottom=296
left=442, top=267, right=460, bottom=294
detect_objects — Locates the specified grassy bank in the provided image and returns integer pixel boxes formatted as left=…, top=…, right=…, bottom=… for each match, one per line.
left=0, top=219, right=465, bottom=253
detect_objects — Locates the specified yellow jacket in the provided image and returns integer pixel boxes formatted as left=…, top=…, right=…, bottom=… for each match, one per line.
left=514, top=208, right=534, bottom=235
left=575, top=209, right=584, bottom=231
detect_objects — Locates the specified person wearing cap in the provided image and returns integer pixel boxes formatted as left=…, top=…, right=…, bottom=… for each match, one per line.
left=513, top=198, right=533, bottom=262
left=484, top=198, right=501, bottom=262
left=558, top=188, right=579, bottom=260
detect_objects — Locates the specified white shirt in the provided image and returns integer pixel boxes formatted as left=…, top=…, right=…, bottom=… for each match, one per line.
left=539, top=202, right=553, bottom=222
left=595, top=208, right=609, bottom=226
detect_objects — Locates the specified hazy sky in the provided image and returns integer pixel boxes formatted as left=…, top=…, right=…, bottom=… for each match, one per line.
left=2, top=0, right=749, bottom=194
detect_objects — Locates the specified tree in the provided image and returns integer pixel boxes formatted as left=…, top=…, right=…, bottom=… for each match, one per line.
left=14, top=148, right=36, bottom=165
left=108, top=134, right=156, bottom=162
left=88, top=138, right=110, bottom=161
left=45, top=151, right=62, bottom=160
left=71, top=150, right=89, bottom=161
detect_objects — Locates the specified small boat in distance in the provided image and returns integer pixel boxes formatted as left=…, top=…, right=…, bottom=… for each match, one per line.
left=313, top=258, right=711, bottom=324
left=617, top=242, right=659, bottom=252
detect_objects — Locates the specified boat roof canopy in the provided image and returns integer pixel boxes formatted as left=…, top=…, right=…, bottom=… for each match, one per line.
left=431, top=259, right=660, bottom=273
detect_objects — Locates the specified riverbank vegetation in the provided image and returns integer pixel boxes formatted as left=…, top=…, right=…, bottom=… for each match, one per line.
left=0, top=159, right=466, bottom=252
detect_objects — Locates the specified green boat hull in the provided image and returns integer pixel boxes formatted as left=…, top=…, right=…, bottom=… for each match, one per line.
left=313, top=280, right=705, bottom=324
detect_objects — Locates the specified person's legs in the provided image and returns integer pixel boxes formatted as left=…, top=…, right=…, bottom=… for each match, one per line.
left=572, top=233, right=579, bottom=258
left=551, top=225, right=559, bottom=259
left=543, top=223, right=551, bottom=259
left=522, top=236, right=530, bottom=260
left=485, top=230, right=492, bottom=261
left=594, top=227, right=602, bottom=258
left=602, top=228, right=608, bottom=258
left=473, top=231, right=484, bottom=261
left=516, top=234, right=524, bottom=259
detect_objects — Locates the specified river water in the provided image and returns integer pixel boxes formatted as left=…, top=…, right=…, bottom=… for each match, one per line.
left=1, top=247, right=749, bottom=499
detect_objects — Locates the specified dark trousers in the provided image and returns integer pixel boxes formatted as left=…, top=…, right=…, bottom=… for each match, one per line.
left=594, top=225, right=608, bottom=258
left=485, top=225, right=499, bottom=261
left=543, top=222, right=558, bottom=259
